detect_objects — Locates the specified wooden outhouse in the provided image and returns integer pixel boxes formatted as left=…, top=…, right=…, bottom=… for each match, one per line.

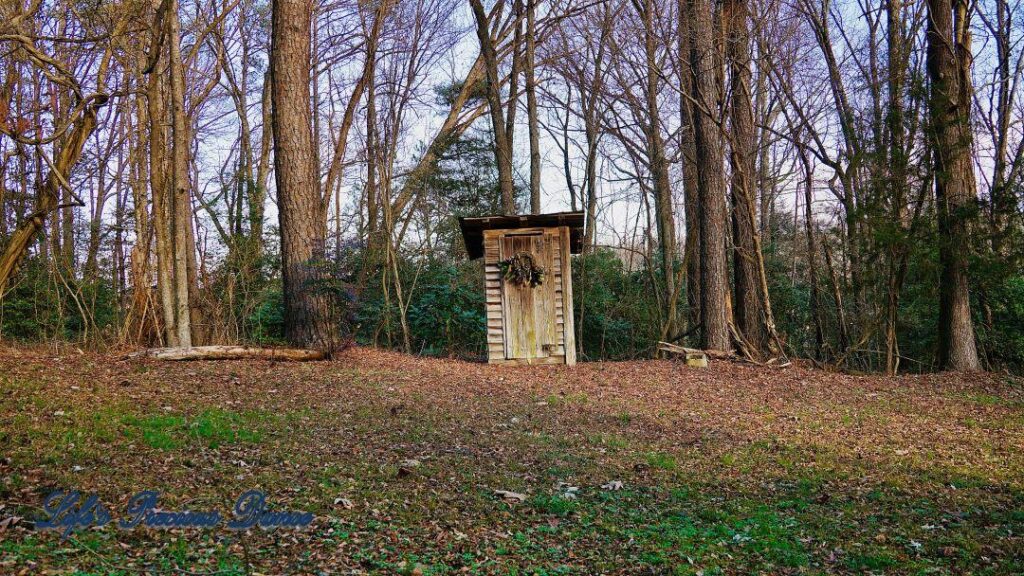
left=459, top=212, right=584, bottom=366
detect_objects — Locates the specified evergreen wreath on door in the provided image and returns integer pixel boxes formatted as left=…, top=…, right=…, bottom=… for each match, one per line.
left=498, top=251, right=546, bottom=288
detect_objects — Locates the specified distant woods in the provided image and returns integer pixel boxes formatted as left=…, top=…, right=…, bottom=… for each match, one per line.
left=0, top=0, right=1022, bottom=372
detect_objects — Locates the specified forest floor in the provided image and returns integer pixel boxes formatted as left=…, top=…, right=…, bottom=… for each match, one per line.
left=0, top=347, right=1022, bottom=575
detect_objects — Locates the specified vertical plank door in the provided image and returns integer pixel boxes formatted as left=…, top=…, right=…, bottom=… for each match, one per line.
left=499, top=233, right=558, bottom=360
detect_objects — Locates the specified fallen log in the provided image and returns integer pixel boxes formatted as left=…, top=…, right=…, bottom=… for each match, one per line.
left=656, top=342, right=710, bottom=368
left=130, top=346, right=327, bottom=361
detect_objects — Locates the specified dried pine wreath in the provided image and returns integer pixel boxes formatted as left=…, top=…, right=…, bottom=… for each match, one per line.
left=498, top=251, right=546, bottom=288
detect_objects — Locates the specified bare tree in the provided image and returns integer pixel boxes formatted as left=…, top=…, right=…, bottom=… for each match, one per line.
left=687, top=0, right=730, bottom=350
left=526, top=0, right=542, bottom=213
left=470, top=0, right=517, bottom=214
left=725, top=0, right=773, bottom=356
left=271, top=0, right=336, bottom=350
left=926, top=0, right=979, bottom=370
left=0, top=3, right=121, bottom=295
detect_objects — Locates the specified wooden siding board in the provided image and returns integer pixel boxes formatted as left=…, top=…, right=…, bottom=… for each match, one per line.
left=560, top=226, right=577, bottom=365
left=484, top=235, right=504, bottom=362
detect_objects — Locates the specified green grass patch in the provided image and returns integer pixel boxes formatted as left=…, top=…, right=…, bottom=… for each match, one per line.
left=843, top=549, right=899, bottom=571
left=646, top=451, right=677, bottom=470
left=122, top=408, right=264, bottom=450
left=531, top=494, right=578, bottom=516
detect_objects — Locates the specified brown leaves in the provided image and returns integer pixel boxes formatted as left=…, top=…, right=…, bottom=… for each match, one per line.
left=0, top=515, right=22, bottom=532
left=0, top=347, right=1021, bottom=573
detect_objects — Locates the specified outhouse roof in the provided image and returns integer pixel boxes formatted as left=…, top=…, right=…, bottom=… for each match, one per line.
left=458, top=211, right=585, bottom=260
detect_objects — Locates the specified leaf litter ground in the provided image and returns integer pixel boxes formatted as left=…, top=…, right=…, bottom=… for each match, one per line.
left=0, top=347, right=1021, bottom=574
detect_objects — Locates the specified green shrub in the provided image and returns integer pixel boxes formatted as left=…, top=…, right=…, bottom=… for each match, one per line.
left=572, top=249, right=663, bottom=360
left=406, top=261, right=486, bottom=356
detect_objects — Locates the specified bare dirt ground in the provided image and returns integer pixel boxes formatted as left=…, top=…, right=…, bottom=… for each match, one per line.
left=0, top=346, right=1022, bottom=574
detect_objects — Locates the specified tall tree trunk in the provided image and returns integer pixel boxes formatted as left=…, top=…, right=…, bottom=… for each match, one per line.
left=147, top=52, right=177, bottom=347
left=84, top=128, right=107, bottom=280
left=989, top=0, right=1015, bottom=248
left=253, top=70, right=272, bottom=255
left=127, top=89, right=153, bottom=343
left=0, top=162, right=6, bottom=239
left=754, top=28, right=775, bottom=237
left=366, top=54, right=380, bottom=254
left=688, top=0, right=731, bottom=351
left=884, top=0, right=908, bottom=374
left=113, top=145, right=127, bottom=297
left=526, top=0, right=541, bottom=214
left=470, top=0, right=516, bottom=214
left=798, top=137, right=825, bottom=359
left=925, top=0, right=979, bottom=370
left=559, top=88, right=577, bottom=212
left=580, top=10, right=609, bottom=250
left=271, top=0, right=336, bottom=350
left=504, top=0, right=523, bottom=154
left=640, top=0, right=677, bottom=338
left=582, top=108, right=599, bottom=249
left=678, top=0, right=701, bottom=334
left=725, top=0, right=768, bottom=354
left=167, top=0, right=194, bottom=348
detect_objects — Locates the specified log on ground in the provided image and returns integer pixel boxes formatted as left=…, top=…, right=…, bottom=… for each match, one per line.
left=657, top=341, right=710, bottom=367
left=130, top=346, right=327, bottom=361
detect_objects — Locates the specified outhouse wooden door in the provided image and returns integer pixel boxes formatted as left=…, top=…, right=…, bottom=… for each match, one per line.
left=499, top=232, right=559, bottom=360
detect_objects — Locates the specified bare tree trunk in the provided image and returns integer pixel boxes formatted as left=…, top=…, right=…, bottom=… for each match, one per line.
left=725, top=0, right=769, bottom=355
left=754, top=27, right=775, bottom=238
left=558, top=88, right=577, bottom=212
left=582, top=107, right=600, bottom=249
left=798, top=137, right=824, bottom=359
left=470, top=0, right=516, bottom=214
left=638, top=0, right=677, bottom=338
left=504, top=0, right=523, bottom=154
left=0, top=162, right=6, bottom=240
left=55, top=65, right=74, bottom=270
left=127, top=88, right=153, bottom=343
left=351, top=9, right=384, bottom=293
left=167, top=0, right=194, bottom=348
left=579, top=8, right=609, bottom=250
left=988, top=0, right=1015, bottom=247
left=526, top=0, right=541, bottom=214
left=113, top=137, right=128, bottom=297
left=925, top=0, right=979, bottom=370
left=678, top=0, right=701, bottom=334
left=271, top=0, right=336, bottom=350
left=688, top=0, right=731, bottom=351
left=366, top=53, right=380, bottom=252
left=254, top=70, right=272, bottom=253
left=147, top=52, right=177, bottom=347
left=884, top=0, right=908, bottom=374
left=83, top=126, right=108, bottom=280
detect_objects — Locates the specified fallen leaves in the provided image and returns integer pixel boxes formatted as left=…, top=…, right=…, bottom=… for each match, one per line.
left=0, top=515, right=22, bottom=532
left=0, top=346, right=1021, bottom=573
